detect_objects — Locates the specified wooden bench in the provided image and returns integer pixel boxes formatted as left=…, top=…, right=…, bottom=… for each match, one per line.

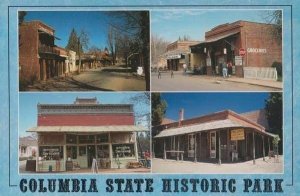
left=164, top=150, right=184, bottom=161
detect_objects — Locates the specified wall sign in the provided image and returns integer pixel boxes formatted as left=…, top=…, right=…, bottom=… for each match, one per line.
left=231, top=129, right=245, bottom=140
left=235, top=56, right=243, bottom=66
left=247, top=48, right=267, bottom=53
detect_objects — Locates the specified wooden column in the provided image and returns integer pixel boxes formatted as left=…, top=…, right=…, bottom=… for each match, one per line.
left=253, top=132, right=256, bottom=164
left=163, top=138, right=166, bottom=160
left=194, top=134, right=197, bottom=162
left=218, top=131, right=221, bottom=165
left=199, top=132, right=201, bottom=161
left=262, top=135, right=265, bottom=161
left=245, top=132, right=248, bottom=159
left=42, top=59, right=47, bottom=81
left=177, top=136, right=180, bottom=161
left=268, top=137, right=270, bottom=154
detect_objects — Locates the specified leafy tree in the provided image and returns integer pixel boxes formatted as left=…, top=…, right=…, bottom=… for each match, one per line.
left=265, top=92, right=282, bottom=154
left=151, top=93, right=167, bottom=126
left=18, top=11, right=27, bottom=25
left=66, top=28, right=80, bottom=52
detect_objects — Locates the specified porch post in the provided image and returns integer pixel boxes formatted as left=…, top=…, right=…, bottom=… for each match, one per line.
left=268, top=137, right=270, bottom=154
left=36, top=133, right=39, bottom=172
left=252, top=131, right=256, bottom=164
left=262, top=135, right=265, bottom=161
left=42, top=59, right=47, bottom=80
left=163, top=138, right=166, bottom=160
left=245, top=132, right=248, bottom=159
left=218, top=131, right=221, bottom=165
left=199, top=132, right=201, bottom=161
left=194, top=134, right=197, bottom=162
left=177, top=136, right=179, bottom=161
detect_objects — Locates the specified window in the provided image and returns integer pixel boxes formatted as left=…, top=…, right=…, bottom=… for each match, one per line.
left=97, top=145, right=109, bottom=158
left=96, top=134, right=109, bottom=143
left=67, top=146, right=77, bottom=159
left=66, top=134, right=77, bottom=144
left=39, top=146, right=63, bottom=160
left=79, top=146, right=86, bottom=156
left=78, top=135, right=95, bottom=144
left=112, top=144, right=135, bottom=158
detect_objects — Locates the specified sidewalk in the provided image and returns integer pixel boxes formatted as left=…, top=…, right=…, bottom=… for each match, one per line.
left=225, top=76, right=282, bottom=90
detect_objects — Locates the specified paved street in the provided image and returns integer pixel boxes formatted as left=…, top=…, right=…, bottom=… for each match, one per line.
left=25, top=67, right=146, bottom=91
left=152, top=156, right=283, bottom=174
left=151, top=72, right=281, bottom=91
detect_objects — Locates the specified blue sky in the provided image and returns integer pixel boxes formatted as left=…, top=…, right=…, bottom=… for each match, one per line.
left=151, top=9, right=274, bottom=42
left=161, top=92, right=270, bottom=121
left=25, top=11, right=120, bottom=50
left=19, top=93, right=150, bottom=137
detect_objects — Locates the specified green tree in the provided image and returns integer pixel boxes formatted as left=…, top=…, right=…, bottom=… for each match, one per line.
left=151, top=93, right=167, bottom=126
left=18, top=11, right=27, bottom=25
left=265, top=92, right=283, bottom=154
left=66, top=28, right=81, bottom=52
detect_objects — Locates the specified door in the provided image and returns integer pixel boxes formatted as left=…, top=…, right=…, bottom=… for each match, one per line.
left=87, top=145, right=96, bottom=168
left=210, top=131, right=216, bottom=158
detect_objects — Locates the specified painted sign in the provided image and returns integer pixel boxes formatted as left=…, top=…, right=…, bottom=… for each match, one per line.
left=167, top=54, right=181, bottom=59
left=231, top=129, right=245, bottom=140
left=247, top=48, right=267, bottom=53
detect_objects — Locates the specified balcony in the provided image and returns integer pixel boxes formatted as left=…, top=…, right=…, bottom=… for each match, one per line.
left=38, top=44, right=60, bottom=55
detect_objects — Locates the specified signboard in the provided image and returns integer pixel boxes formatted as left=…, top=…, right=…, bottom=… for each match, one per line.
left=231, top=129, right=245, bottom=140
left=239, top=48, right=246, bottom=56
left=235, top=56, right=243, bottom=66
left=166, top=54, right=181, bottom=59
left=247, top=48, right=267, bottom=53
left=112, top=144, right=134, bottom=158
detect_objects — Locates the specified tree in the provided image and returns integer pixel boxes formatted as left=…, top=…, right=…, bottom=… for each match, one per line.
left=18, top=11, right=27, bottom=25
left=65, top=29, right=89, bottom=73
left=107, top=26, right=117, bottom=65
left=151, top=93, right=167, bottom=126
left=151, top=34, right=170, bottom=66
left=262, top=10, right=282, bottom=43
left=265, top=92, right=283, bottom=154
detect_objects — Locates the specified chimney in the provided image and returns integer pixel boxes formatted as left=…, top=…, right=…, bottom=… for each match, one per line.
left=178, top=108, right=184, bottom=126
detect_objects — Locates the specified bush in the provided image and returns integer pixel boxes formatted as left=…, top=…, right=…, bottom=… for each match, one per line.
left=272, top=61, right=282, bottom=78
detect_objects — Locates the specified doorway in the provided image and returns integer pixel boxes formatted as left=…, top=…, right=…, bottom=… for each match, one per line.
left=87, top=145, right=96, bottom=168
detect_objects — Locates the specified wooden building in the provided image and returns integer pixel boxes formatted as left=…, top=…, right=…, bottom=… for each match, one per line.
left=27, top=97, right=147, bottom=172
left=153, top=110, right=277, bottom=164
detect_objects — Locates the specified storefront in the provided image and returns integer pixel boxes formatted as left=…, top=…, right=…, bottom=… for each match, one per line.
left=27, top=98, right=146, bottom=172
left=190, top=21, right=282, bottom=80
left=153, top=110, right=277, bottom=164
left=163, top=41, right=199, bottom=71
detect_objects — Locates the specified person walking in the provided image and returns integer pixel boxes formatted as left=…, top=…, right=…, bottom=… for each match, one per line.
left=171, top=70, right=174, bottom=78
left=222, top=62, right=228, bottom=78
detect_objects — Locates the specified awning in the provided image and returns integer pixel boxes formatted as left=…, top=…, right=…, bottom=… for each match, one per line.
left=154, top=119, right=274, bottom=138
left=27, top=125, right=148, bottom=133
left=191, top=31, right=240, bottom=48
left=163, top=49, right=190, bottom=59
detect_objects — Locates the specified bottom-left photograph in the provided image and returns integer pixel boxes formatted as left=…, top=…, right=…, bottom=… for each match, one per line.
left=19, top=92, right=151, bottom=174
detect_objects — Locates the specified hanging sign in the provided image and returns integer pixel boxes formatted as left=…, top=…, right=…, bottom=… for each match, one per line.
left=231, top=129, right=245, bottom=140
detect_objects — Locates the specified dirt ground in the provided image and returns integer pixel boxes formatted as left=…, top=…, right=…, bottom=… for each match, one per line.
left=152, top=156, right=283, bottom=174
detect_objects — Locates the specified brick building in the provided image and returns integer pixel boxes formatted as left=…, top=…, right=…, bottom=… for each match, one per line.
left=190, top=21, right=282, bottom=80
left=27, top=97, right=147, bottom=172
left=163, top=41, right=199, bottom=71
left=19, top=21, right=69, bottom=85
left=153, top=109, right=277, bottom=164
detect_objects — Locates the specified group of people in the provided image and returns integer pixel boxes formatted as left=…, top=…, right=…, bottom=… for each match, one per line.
left=221, top=61, right=233, bottom=78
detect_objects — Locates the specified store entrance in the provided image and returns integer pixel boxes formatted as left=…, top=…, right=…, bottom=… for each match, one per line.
left=87, top=145, right=96, bottom=168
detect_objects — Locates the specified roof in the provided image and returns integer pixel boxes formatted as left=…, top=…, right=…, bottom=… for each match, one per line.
left=191, top=31, right=239, bottom=48
left=241, top=109, right=270, bottom=130
left=161, top=118, right=176, bottom=125
left=27, top=125, right=148, bottom=133
left=19, top=136, right=37, bottom=146
left=154, top=110, right=275, bottom=138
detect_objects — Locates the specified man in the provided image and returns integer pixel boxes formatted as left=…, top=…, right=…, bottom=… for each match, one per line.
left=222, top=62, right=228, bottom=78
left=144, top=150, right=151, bottom=168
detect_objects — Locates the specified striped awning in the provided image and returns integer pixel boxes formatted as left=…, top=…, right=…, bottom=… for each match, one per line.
left=27, top=125, right=148, bottom=133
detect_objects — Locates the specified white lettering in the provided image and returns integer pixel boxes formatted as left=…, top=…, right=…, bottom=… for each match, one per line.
left=247, top=48, right=267, bottom=53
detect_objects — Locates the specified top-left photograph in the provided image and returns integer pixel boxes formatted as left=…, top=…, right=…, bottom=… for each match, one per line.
left=18, top=11, right=150, bottom=91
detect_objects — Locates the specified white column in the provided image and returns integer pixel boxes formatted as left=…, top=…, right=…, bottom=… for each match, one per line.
left=134, top=132, right=139, bottom=161
left=36, top=133, right=40, bottom=172
left=262, top=135, right=265, bottom=161
left=109, top=132, right=113, bottom=169
left=194, top=134, right=197, bottom=162
left=253, top=132, right=256, bottom=164
left=164, top=138, right=166, bottom=160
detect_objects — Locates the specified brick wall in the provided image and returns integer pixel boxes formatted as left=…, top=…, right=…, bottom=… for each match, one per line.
left=38, top=114, right=134, bottom=126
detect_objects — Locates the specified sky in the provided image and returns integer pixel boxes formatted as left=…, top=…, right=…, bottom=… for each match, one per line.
left=24, top=11, right=123, bottom=50
left=19, top=92, right=150, bottom=137
left=161, top=92, right=270, bottom=121
left=151, top=9, right=274, bottom=42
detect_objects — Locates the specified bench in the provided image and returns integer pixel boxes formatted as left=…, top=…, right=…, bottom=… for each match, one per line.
left=164, top=150, right=184, bottom=161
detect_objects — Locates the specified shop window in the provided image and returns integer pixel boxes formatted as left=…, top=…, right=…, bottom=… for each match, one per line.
left=78, top=135, right=95, bottom=144
left=39, top=146, right=63, bottom=160
left=112, top=144, right=135, bottom=158
left=97, top=145, right=109, bottom=158
left=96, top=134, right=109, bottom=143
left=79, top=146, right=86, bottom=156
left=66, top=134, right=77, bottom=144
left=67, top=146, right=77, bottom=159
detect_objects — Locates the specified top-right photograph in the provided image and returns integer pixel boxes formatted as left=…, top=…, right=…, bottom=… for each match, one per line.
left=151, top=9, right=282, bottom=91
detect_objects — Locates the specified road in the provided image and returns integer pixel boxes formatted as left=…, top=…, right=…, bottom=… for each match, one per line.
left=151, top=72, right=280, bottom=91
left=25, top=67, right=146, bottom=91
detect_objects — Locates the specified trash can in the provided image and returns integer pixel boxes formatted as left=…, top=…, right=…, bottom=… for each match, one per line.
left=49, top=165, right=52, bottom=172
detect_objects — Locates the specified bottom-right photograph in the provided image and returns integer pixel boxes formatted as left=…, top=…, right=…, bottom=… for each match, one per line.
left=151, top=92, right=283, bottom=174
